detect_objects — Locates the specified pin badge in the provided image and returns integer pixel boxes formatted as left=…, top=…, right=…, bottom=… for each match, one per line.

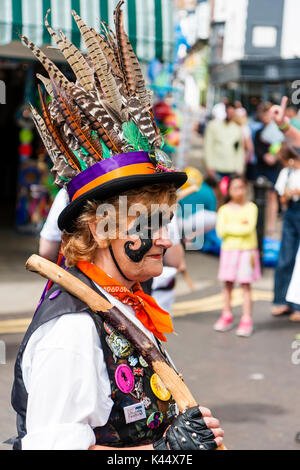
left=115, top=364, right=135, bottom=394
left=150, top=373, right=171, bottom=401
left=104, top=322, right=114, bottom=335
left=128, top=356, right=138, bottom=367
left=106, top=331, right=133, bottom=358
left=139, top=356, right=148, bottom=368
left=142, top=393, right=152, bottom=409
left=147, top=411, right=164, bottom=429
left=133, top=367, right=144, bottom=376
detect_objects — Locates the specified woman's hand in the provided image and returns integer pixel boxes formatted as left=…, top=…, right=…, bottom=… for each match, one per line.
left=198, top=406, right=224, bottom=448
left=153, top=405, right=224, bottom=450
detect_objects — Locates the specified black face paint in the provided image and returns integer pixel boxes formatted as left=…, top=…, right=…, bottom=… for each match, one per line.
left=109, top=245, right=133, bottom=282
left=125, top=211, right=173, bottom=263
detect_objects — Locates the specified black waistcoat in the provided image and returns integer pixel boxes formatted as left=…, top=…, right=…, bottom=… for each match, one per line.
left=11, top=267, right=176, bottom=449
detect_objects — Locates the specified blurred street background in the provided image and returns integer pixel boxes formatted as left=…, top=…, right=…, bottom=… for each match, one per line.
left=1, top=0, right=300, bottom=450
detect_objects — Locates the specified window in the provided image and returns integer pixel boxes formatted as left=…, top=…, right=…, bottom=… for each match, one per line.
left=252, top=26, right=277, bottom=48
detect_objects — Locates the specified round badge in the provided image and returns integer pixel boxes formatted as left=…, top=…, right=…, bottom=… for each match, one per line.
left=149, top=149, right=173, bottom=169
left=139, top=356, right=148, bottom=368
left=147, top=411, right=164, bottom=429
left=106, top=331, right=134, bottom=358
left=150, top=373, right=171, bottom=401
left=115, top=364, right=135, bottom=394
left=104, top=322, right=114, bottom=334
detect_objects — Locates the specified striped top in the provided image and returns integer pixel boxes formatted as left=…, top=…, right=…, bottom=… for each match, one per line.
left=0, top=0, right=174, bottom=62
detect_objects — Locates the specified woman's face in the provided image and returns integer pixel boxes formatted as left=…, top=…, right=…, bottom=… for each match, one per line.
left=228, top=179, right=247, bottom=202
left=262, top=110, right=272, bottom=125
left=109, top=211, right=173, bottom=282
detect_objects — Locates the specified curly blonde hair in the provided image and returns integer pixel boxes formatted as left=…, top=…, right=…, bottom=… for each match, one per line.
left=61, top=184, right=177, bottom=267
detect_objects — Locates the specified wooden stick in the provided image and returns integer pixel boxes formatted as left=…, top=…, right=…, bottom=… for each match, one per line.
left=26, top=254, right=226, bottom=450
left=182, top=269, right=195, bottom=291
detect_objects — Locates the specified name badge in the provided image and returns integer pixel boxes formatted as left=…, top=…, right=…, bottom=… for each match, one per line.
left=123, top=402, right=146, bottom=424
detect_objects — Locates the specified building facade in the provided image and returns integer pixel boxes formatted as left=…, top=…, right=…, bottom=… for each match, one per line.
left=208, top=0, right=300, bottom=112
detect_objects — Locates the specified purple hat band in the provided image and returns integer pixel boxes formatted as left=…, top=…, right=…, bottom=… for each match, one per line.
left=67, top=151, right=152, bottom=201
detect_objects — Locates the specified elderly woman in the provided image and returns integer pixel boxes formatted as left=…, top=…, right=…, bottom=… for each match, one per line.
left=11, top=4, right=224, bottom=450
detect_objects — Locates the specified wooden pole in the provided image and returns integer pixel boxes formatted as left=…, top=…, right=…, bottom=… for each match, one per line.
left=26, top=254, right=226, bottom=450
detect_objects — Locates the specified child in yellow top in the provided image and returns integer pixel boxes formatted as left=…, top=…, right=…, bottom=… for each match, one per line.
left=214, top=175, right=261, bottom=336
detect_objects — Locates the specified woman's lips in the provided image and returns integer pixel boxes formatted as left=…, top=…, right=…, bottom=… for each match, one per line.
left=148, top=254, right=162, bottom=259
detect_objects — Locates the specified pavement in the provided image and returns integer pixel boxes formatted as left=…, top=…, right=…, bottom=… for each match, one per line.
left=0, top=228, right=300, bottom=450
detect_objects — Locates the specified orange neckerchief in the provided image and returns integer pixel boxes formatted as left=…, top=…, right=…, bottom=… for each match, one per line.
left=77, top=260, right=173, bottom=342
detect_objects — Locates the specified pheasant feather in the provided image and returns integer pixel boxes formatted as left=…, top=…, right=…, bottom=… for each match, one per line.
left=38, top=85, right=82, bottom=172
left=50, top=77, right=103, bottom=161
left=72, top=11, right=122, bottom=112
left=45, top=10, right=94, bottom=93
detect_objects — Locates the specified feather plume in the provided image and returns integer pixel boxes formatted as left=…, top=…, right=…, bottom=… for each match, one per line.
left=36, top=74, right=54, bottom=99
left=50, top=77, right=103, bottom=161
left=44, top=10, right=94, bottom=93
left=90, top=27, right=122, bottom=79
left=72, top=11, right=122, bottom=112
left=23, top=4, right=164, bottom=187
left=68, top=85, right=124, bottom=153
left=122, top=121, right=151, bottom=152
left=38, top=85, right=82, bottom=172
left=114, top=1, right=135, bottom=96
left=20, top=35, right=72, bottom=91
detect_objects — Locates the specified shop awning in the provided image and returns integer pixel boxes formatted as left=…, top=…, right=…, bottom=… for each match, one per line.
left=0, top=0, right=174, bottom=62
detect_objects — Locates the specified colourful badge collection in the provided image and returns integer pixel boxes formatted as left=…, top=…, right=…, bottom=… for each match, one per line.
left=105, top=323, right=171, bottom=429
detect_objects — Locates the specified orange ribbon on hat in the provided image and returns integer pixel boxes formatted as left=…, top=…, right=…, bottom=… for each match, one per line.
left=77, top=261, right=173, bottom=342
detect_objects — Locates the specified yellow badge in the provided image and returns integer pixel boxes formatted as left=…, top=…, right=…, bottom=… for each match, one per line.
left=150, top=373, right=171, bottom=401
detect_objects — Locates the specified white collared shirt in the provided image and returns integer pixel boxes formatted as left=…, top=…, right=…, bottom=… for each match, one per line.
left=21, top=284, right=158, bottom=450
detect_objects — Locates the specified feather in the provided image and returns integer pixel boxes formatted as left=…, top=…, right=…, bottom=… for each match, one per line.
left=68, top=85, right=124, bottom=153
left=20, top=35, right=72, bottom=91
left=38, top=84, right=82, bottom=172
left=101, top=99, right=125, bottom=128
left=71, top=11, right=122, bottom=112
left=90, top=27, right=122, bottom=79
left=30, top=104, right=59, bottom=163
left=31, top=104, right=78, bottom=186
left=122, top=121, right=151, bottom=152
left=100, top=20, right=119, bottom=64
left=36, top=74, right=54, bottom=99
left=44, top=9, right=94, bottom=93
left=114, top=1, right=135, bottom=96
left=101, top=141, right=111, bottom=159
left=113, top=1, right=161, bottom=144
left=126, top=95, right=159, bottom=146
left=50, top=77, right=104, bottom=161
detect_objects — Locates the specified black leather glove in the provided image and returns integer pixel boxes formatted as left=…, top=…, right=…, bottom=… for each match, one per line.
left=153, top=406, right=217, bottom=450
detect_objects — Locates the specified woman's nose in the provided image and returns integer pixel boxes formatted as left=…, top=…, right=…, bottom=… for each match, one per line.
left=153, top=226, right=173, bottom=249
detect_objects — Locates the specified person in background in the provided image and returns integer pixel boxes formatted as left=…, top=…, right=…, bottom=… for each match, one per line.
left=151, top=214, right=186, bottom=314
left=254, top=103, right=282, bottom=235
left=39, top=188, right=68, bottom=262
left=211, top=96, right=229, bottom=121
left=204, top=103, right=245, bottom=181
left=233, top=104, right=254, bottom=168
left=272, top=144, right=300, bottom=320
left=285, top=105, right=300, bottom=131
left=177, top=168, right=218, bottom=244
left=214, top=175, right=261, bottom=337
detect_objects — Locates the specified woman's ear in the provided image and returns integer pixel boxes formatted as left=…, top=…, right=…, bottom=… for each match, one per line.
left=88, top=220, right=109, bottom=249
